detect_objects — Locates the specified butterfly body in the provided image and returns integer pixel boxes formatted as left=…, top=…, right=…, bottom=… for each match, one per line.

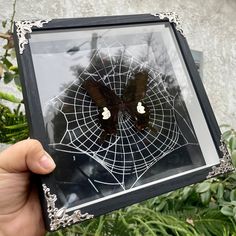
left=83, top=71, right=151, bottom=140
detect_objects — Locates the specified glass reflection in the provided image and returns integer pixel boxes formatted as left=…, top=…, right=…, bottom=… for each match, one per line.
left=30, top=23, right=206, bottom=209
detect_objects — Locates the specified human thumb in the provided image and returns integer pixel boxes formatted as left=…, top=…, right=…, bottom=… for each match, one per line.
left=0, top=139, right=56, bottom=174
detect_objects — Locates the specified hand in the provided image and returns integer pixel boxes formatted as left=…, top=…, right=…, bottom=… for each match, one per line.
left=0, top=139, right=56, bottom=236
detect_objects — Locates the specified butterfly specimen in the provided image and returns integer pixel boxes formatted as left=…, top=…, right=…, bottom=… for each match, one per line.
left=83, top=71, right=150, bottom=140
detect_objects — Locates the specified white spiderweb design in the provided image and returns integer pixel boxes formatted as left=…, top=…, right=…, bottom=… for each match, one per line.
left=46, top=43, right=198, bottom=191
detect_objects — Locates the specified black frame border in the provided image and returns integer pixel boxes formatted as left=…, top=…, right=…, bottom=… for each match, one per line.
left=13, top=13, right=233, bottom=231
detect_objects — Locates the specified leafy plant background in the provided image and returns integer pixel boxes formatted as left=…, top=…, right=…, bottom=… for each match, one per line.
left=1, top=2, right=236, bottom=235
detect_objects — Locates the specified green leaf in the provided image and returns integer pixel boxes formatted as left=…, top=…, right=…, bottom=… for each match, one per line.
left=211, top=182, right=219, bottom=193
left=229, top=172, right=236, bottom=180
left=155, top=200, right=166, bottom=212
left=9, top=66, right=18, bottom=73
left=4, top=122, right=28, bottom=130
left=217, top=183, right=224, bottom=199
left=221, top=124, right=231, bottom=128
left=182, top=186, right=193, bottom=200
left=224, top=189, right=231, bottom=201
left=230, top=201, right=236, bottom=207
left=194, top=212, right=233, bottom=236
left=230, top=189, right=236, bottom=202
left=14, top=76, right=21, bottom=88
left=3, top=71, right=15, bottom=84
left=229, top=136, right=236, bottom=151
left=196, top=182, right=211, bottom=193
left=221, top=206, right=234, bottom=216
left=232, top=150, right=236, bottom=167
left=94, top=216, right=104, bottom=236
left=0, top=91, right=21, bottom=103
left=2, top=58, right=13, bottom=68
left=2, top=20, right=7, bottom=28
left=233, top=206, right=236, bottom=215
left=200, top=190, right=211, bottom=205
left=222, top=130, right=233, bottom=141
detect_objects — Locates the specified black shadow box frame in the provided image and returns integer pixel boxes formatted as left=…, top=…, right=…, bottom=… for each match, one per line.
left=13, top=13, right=234, bottom=231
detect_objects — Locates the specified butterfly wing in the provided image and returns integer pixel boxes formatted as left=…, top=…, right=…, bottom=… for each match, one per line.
left=123, top=71, right=150, bottom=131
left=123, top=71, right=148, bottom=102
left=83, top=79, right=121, bottom=138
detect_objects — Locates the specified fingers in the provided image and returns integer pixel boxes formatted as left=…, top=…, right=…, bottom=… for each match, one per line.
left=0, top=139, right=56, bottom=174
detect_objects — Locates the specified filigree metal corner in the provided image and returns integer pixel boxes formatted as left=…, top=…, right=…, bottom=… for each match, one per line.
left=207, top=139, right=235, bottom=178
left=151, top=12, right=184, bottom=36
left=42, top=184, right=94, bottom=231
left=15, top=19, right=51, bottom=54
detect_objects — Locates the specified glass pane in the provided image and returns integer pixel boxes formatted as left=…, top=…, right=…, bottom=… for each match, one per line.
left=29, top=22, right=219, bottom=211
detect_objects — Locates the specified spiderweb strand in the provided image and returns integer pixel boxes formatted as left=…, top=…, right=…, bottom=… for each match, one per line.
left=47, top=44, right=197, bottom=190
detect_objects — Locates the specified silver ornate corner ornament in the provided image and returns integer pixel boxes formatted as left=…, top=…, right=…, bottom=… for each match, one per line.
left=42, top=184, right=94, bottom=231
left=15, top=19, right=51, bottom=54
left=151, top=12, right=184, bottom=36
left=207, top=139, right=235, bottom=178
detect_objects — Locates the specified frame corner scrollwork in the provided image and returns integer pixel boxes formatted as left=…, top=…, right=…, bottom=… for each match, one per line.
left=207, top=138, right=235, bottom=179
left=42, top=184, right=94, bottom=231
left=151, top=12, right=184, bottom=37
left=15, top=19, right=51, bottom=54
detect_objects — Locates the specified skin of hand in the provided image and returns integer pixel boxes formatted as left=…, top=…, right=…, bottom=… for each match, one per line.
left=0, top=139, right=56, bottom=236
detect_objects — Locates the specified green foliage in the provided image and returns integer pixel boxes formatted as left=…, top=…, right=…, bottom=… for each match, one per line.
left=46, top=201, right=235, bottom=236
left=0, top=90, right=22, bottom=103
left=222, top=126, right=236, bottom=167
left=0, top=0, right=28, bottom=143
left=0, top=103, right=29, bottom=143
left=0, top=0, right=18, bottom=87
left=0, top=31, right=19, bottom=86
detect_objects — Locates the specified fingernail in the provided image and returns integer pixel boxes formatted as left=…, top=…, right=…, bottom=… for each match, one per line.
left=39, top=154, right=56, bottom=170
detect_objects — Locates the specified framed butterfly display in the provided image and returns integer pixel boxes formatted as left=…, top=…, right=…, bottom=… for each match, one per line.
left=14, top=13, right=234, bottom=231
